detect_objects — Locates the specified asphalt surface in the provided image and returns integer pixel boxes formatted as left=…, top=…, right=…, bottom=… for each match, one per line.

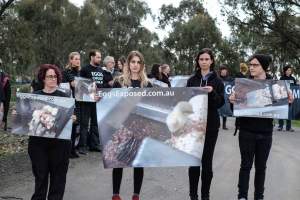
left=1, top=119, right=300, bottom=200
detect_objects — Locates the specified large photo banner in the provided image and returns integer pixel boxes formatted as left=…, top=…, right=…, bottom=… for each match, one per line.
left=234, top=78, right=289, bottom=119
left=218, top=81, right=234, bottom=117
left=290, top=85, right=300, bottom=119
left=97, top=87, right=208, bottom=168
left=12, top=93, right=75, bottom=140
left=74, top=77, right=97, bottom=102
left=58, top=83, right=72, bottom=97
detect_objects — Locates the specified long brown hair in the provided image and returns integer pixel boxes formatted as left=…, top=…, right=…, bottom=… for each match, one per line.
left=116, top=51, right=149, bottom=87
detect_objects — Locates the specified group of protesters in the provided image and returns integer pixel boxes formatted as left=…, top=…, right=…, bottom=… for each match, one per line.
left=0, top=47, right=297, bottom=200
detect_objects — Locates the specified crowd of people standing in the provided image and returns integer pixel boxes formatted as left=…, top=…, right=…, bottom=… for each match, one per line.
left=0, top=47, right=298, bottom=200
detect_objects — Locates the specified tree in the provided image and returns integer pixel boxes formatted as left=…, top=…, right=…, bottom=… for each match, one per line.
left=221, top=0, right=300, bottom=73
left=0, top=0, right=15, bottom=19
left=158, top=0, right=239, bottom=74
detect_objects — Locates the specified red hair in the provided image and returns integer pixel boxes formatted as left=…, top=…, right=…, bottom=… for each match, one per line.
left=37, top=64, right=62, bottom=86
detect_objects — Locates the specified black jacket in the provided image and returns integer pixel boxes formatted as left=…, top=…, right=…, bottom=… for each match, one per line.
left=187, top=70, right=225, bottom=131
left=238, top=74, right=274, bottom=135
left=280, top=75, right=297, bottom=86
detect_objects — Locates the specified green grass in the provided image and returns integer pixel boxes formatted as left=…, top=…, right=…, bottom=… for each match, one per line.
left=292, top=120, right=300, bottom=128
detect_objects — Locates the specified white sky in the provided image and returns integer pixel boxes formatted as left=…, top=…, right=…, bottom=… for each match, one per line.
left=69, top=0, right=231, bottom=39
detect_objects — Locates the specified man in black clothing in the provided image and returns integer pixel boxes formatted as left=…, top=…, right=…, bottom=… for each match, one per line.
left=78, top=50, right=113, bottom=154
left=278, top=64, right=297, bottom=132
left=0, top=59, right=11, bottom=131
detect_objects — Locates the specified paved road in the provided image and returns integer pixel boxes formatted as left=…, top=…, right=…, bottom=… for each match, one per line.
left=1, top=119, right=300, bottom=200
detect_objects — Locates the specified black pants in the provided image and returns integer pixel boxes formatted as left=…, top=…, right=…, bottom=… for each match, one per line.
left=71, top=123, right=79, bottom=153
left=78, top=102, right=100, bottom=149
left=278, top=119, right=291, bottom=130
left=3, top=100, right=9, bottom=129
left=112, top=168, right=144, bottom=195
left=28, top=137, right=71, bottom=200
left=238, top=130, right=272, bottom=200
left=189, top=130, right=219, bottom=199
left=222, top=117, right=227, bottom=128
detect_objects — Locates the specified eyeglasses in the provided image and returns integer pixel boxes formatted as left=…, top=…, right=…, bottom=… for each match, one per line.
left=45, top=75, right=57, bottom=80
left=248, top=63, right=261, bottom=68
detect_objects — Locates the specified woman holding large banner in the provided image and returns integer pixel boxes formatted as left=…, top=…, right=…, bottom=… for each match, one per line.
left=229, top=54, right=293, bottom=200
left=111, top=51, right=152, bottom=200
left=28, top=64, right=72, bottom=200
left=187, top=48, right=225, bottom=200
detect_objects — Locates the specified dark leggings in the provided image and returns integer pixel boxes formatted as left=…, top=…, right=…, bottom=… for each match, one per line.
left=113, top=167, right=144, bottom=195
left=189, top=130, right=219, bottom=199
left=238, top=130, right=272, bottom=200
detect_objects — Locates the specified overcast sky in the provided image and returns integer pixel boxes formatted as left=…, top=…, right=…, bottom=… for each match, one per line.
left=69, top=0, right=231, bottom=39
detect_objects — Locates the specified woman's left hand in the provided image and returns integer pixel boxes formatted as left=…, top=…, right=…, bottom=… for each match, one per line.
left=71, top=115, right=77, bottom=122
left=202, top=86, right=213, bottom=93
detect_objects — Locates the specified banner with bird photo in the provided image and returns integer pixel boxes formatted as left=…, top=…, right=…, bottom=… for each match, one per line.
left=97, top=87, right=208, bottom=168
left=233, top=78, right=289, bottom=119
left=11, top=93, right=75, bottom=140
left=74, top=77, right=98, bottom=102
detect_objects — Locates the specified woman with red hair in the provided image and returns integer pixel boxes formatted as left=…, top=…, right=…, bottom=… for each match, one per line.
left=28, top=64, right=72, bottom=200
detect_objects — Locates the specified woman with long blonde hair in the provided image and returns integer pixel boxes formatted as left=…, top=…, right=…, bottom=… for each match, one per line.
left=111, top=51, right=152, bottom=200
left=114, top=51, right=150, bottom=88
left=62, top=51, right=81, bottom=158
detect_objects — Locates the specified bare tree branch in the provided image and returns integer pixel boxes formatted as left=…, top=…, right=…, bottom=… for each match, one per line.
left=0, top=0, right=15, bottom=18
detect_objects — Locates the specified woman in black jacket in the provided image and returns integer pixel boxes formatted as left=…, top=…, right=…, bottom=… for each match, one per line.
left=187, top=48, right=225, bottom=200
left=229, top=54, right=293, bottom=200
left=62, top=52, right=81, bottom=158
left=111, top=50, right=152, bottom=200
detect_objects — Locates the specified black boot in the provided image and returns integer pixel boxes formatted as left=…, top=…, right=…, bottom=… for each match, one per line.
left=189, top=195, right=198, bottom=200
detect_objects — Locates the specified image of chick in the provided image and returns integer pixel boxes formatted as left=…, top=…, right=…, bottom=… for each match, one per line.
left=166, top=95, right=207, bottom=159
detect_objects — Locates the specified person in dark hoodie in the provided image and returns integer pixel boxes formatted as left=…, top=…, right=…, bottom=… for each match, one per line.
left=187, top=48, right=225, bottom=200
left=278, top=64, right=297, bottom=132
left=229, top=54, right=293, bottom=200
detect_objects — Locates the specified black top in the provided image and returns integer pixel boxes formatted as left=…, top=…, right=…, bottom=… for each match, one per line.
left=80, top=64, right=113, bottom=88
left=220, top=75, right=234, bottom=82
left=187, top=70, right=225, bottom=131
left=63, top=68, right=79, bottom=83
left=0, top=82, right=5, bottom=102
left=31, top=79, right=44, bottom=92
left=235, top=72, right=247, bottom=78
left=0, top=71, right=11, bottom=103
left=238, top=74, right=274, bottom=135
left=161, top=73, right=171, bottom=87
left=62, top=68, right=80, bottom=98
left=113, top=79, right=152, bottom=88
left=34, top=89, right=69, bottom=97
left=280, top=75, right=297, bottom=85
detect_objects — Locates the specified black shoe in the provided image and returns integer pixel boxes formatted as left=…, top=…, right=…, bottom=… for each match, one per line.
left=78, top=147, right=88, bottom=155
left=89, top=147, right=102, bottom=152
left=277, top=127, right=283, bottom=131
left=201, top=197, right=209, bottom=200
left=189, top=196, right=198, bottom=200
left=223, top=127, right=228, bottom=130
left=70, top=151, right=80, bottom=159
left=287, top=128, right=294, bottom=132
